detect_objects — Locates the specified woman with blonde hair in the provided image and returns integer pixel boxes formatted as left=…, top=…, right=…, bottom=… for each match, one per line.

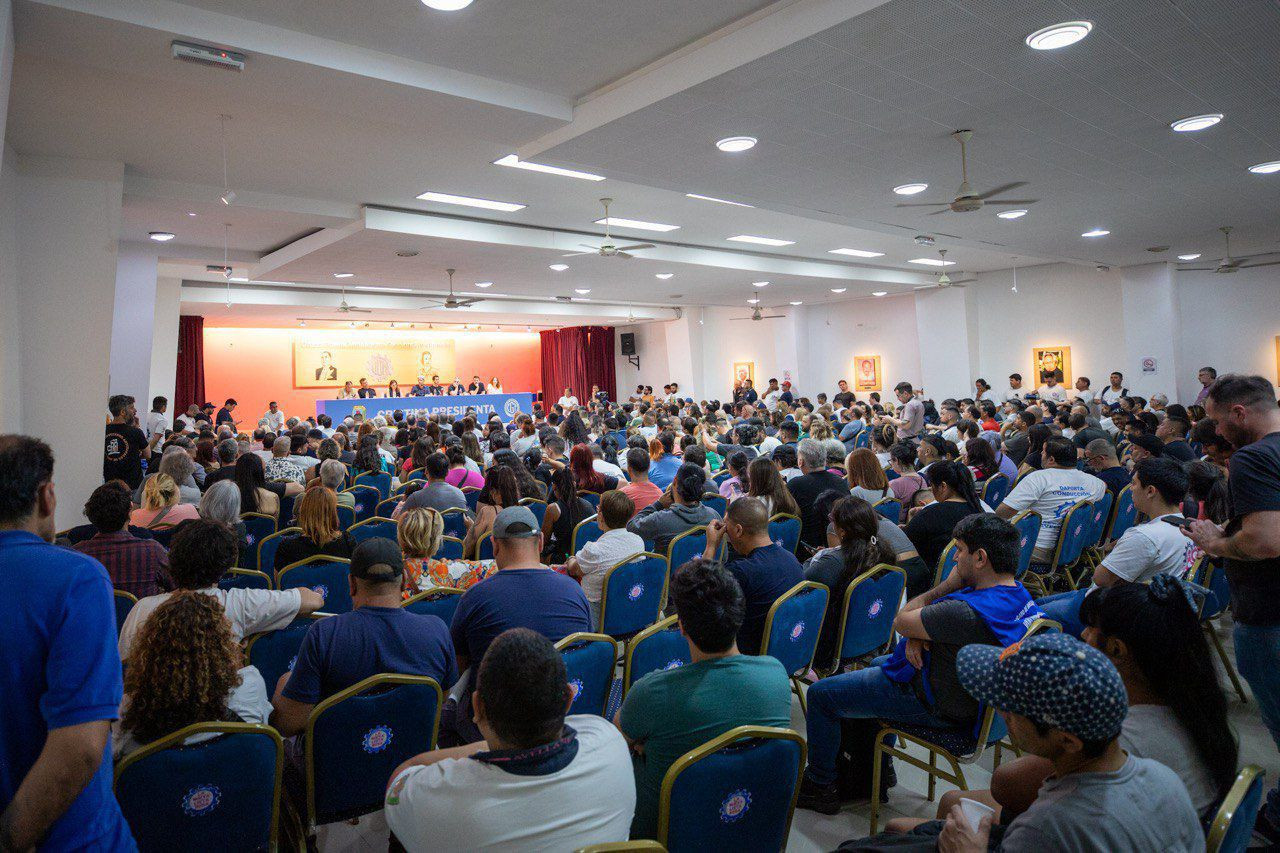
left=116, top=590, right=271, bottom=757
left=130, top=473, right=200, bottom=528
left=398, top=506, right=495, bottom=595
left=272, top=484, right=353, bottom=571
left=845, top=448, right=891, bottom=504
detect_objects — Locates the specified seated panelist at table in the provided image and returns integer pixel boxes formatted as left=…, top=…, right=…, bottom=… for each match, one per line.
left=427, top=375, right=445, bottom=395
left=466, top=375, right=487, bottom=395
left=357, top=378, right=378, bottom=399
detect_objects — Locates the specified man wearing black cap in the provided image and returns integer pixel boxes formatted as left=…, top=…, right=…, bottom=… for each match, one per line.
left=270, top=538, right=458, bottom=738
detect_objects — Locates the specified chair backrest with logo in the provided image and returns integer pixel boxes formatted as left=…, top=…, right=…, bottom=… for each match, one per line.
left=555, top=633, right=620, bottom=717
left=599, top=553, right=667, bottom=638
left=759, top=581, right=829, bottom=677
left=277, top=557, right=353, bottom=613
left=623, top=615, right=692, bottom=697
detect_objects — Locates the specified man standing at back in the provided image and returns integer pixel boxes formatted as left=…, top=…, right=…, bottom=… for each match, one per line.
left=105, top=394, right=160, bottom=491
left=0, top=436, right=135, bottom=851
left=878, top=382, right=925, bottom=442
left=616, top=559, right=791, bottom=840
left=1187, top=374, right=1280, bottom=842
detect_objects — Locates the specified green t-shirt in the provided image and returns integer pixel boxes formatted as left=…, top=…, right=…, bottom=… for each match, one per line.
left=617, top=654, right=792, bottom=839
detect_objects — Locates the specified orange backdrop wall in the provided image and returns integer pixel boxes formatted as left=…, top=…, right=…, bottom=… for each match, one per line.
left=202, top=327, right=542, bottom=422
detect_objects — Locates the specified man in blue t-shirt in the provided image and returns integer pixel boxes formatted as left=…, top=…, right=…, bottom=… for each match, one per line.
left=271, top=538, right=457, bottom=737
left=0, top=436, right=135, bottom=851
left=449, top=506, right=591, bottom=740
left=703, top=497, right=803, bottom=654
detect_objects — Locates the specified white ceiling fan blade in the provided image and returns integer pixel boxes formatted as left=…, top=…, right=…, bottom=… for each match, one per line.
left=614, top=243, right=655, bottom=252
left=562, top=251, right=594, bottom=258
left=347, top=307, right=373, bottom=313
left=616, top=251, right=634, bottom=259
left=913, top=283, right=939, bottom=290
left=1240, top=259, right=1280, bottom=269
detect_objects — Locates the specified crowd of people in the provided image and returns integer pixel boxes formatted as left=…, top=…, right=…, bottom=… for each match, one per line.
left=2, top=360, right=1276, bottom=851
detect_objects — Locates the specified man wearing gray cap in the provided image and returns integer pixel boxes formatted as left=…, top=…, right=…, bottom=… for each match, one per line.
left=449, top=505, right=591, bottom=742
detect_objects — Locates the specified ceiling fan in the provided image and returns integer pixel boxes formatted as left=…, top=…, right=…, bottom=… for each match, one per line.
left=912, top=249, right=976, bottom=290
left=731, top=305, right=787, bottom=322
left=333, top=289, right=371, bottom=313
left=897, top=130, right=1037, bottom=214
left=1178, top=226, right=1280, bottom=274
left=561, top=198, right=656, bottom=258
left=419, top=268, right=482, bottom=310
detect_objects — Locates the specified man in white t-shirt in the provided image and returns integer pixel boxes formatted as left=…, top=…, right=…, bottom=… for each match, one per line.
left=557, top=387, right=579, bottom=410
left=761, top=378, right=782, bottom=410
left=1071, top=377, right=1096, bottom=410
left=261, top=401, right=286, bottom=433
left=385, top=628, right=635, bottom=852
left=145, top=396, right=169, bottom=439
left=1005, top=373, right=1029, bottom=402
left=1037, top=375, right=1069, bottom=404
left=1037, top=457, right=1194, bottom=636
left=996, top=437, right=1106, bottom=563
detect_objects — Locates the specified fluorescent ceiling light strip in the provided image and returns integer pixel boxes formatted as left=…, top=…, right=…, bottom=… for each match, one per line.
left=908, top=257, right=956, bottom=266
left=416, top=190, right=526, bottom=212
left=685, top=193, right=754, bottom=208
left=594, top=217, right=680, bottom=232
left=728, top=235, right=794, bottom=246
left=829, top=247, right=884, bottom=258
left=493, top=154, right=604, bottom=181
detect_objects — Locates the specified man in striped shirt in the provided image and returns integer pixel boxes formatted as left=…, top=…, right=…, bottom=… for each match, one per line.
left=73, top=482, right=172, bottom=598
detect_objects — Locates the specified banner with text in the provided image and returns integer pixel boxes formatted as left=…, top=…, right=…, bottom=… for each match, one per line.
left=292, top=331, right=458, bottom=389
left=316, top=393, right=535, bottom=423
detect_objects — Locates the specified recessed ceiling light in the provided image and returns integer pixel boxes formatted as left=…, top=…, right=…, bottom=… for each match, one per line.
left=421, top=0, right=472, bottom=9
left=893, top=183, right=929, bottom=196
left=1170, top=113, right=1223, bottom=133
left=229, top=276, right=249, bottom=283
left=148, top=231, right=175, bottom=242
left=1249, top=160, right=1280, bottom=174
left=829, top=247, right=885, bottom=258
left=186, top=211, right=197, bottom=217
left=655, top=273, right=674, bottom=280
left=716, top=136, right=757, bottom=153
left=748, top=297, right=760, bottom=304
left=575, top=288, right=591, bottom=295
left=790, top=301, right=803, bottom=305
left=830, top=288, right=847, bottom=293
left=1081, top=228, right=1110, bottom=238
left=594, top=216, right=680, bottom=232
left=872, top=290, right=888, bottom=297
left=728, top=235, right=795, bottom=247
left=1177, top=253, right=1201, bottom=261
left=549, top=264, right=569, bottom=271
left=1025, top=20, right=1093, bottom=50
left=333, top=272, right=354, bottom=278
left=908, top=257, right=956, bottom=266
left=752, top=281, right=770, bottom=287
left=474, top=281, right=493, bottom=288
left=685, top=193, right=754, bottom=208
left=220, top=190, right=236, bottom=206
left=492, top=154, right=604, bottom=181
left=997, top=209, right=1028, bottom=219
left=416, top=190, right=526, bottom=212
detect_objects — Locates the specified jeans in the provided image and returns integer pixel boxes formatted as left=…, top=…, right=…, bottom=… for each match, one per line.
left=804, top=656, right=952, bottom=787
left=1036, top=589, right=1088, bottom=638
left=1234, top=623, right=1280, bottom=823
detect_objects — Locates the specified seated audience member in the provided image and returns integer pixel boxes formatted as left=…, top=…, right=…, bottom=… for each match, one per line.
left=398, top=506, right=495, bottom=594
left=646, top=432, right=682, bottom=490
left=459, top=466, right=519, bottom=557
left=1158, top=416, right=1197, bottom=463
left=198, top=479, right=251, bottom=562
left=1069, top=412, right=1109, bottom=454
left=717, top=451, right=751, bottom=502
left=385, top=628, right=635, bottom=851
left=271, top=538, right=458, bottom=737
left=570, top=442, right=619, bottom=495
left=115, top=590, right=271, bottom=757
left=1036, top=458, right=1194, bottom=636
left=129, top=473, right=200, bottom=529
left=1001, top=410, right=1036, bottom=465
left=627, top=463, right=721, bottom=556
left=996, top=437, right=1106, bottom=564
left=590, top=443, right=627, bottom=482
left=905, top=461, right=987, bottom=572
left=617, top=558, right=791, bottom=840
left=619, top=447, right=662, bottom=515
left=302, top=437, right=339, bottom=483
left=963, top=437, right=999, bottom=484
left=772, top=442, right=802, bottom=481
left=1083, top=437, right=1132, bottom=495
left=1016, top=423, right=1053, bottom=475
left=798, top=514, right=1043, bottom=813
left=273, top=485, right=355, bottom=572
left=1184, top=459, right=1230, bottom=524
left=316, top=459, right=354, bottom=511
left=886, top=443, right=929, bottom=520
left=1189, top=418, right=1233, bottom=473
left=264, top=436, right=306, bottom=485
left=119, top=519, right=323, bottom=659
left=703, top=497, right=804, bottom=654
left=788, top=438, right=851, bottom=552
left=157, top=448, right=201, bottom=504
left=564, top=490, right=644, bottom=629
left=1127, top=432, right=1165, bottom=465
left=235, top=452, right=299, bottom=519
left=444, top=445, right=485, bottom=490
left=450, top=506, right=592, bottom=739
left=804, top=496, right=895, bottom=671
left=400, top=452, right=468, bottom=515
left=846, top=447, right=892, bottom=504
left=541, top=468, right=594, bottom=564
left=75, top=482, right=172, bottom=597
left=745, top=455, right=800, bottom=517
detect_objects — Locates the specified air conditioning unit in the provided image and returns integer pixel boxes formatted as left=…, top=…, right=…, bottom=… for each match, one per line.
left=172, top=40, right=245, bottom=71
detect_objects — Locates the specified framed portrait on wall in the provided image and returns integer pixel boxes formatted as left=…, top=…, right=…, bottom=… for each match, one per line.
left=732, top=361, right=755, bottom=388
left=1032, top=346, right=1071, bottom=386
left=853, top=355, right=881, bottom=392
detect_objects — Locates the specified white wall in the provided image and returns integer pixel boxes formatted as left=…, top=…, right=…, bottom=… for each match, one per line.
left=800, top=295, right=922, bottom=398
left=915, top=286, right=973, bottom=399
left=148, top=276, right=182, bottom=411
left=108, top=248, right=160, bottom=400
left=614, top=321, right=671, bottom=397
left=1176, top=264, right=1280, bottom=402
left=0, top=150, right=20, bottom=433
left=1120, top=262, right=1182, bottom=399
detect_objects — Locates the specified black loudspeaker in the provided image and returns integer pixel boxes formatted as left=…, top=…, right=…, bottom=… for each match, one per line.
left=620, top=332, right=636, bottom=355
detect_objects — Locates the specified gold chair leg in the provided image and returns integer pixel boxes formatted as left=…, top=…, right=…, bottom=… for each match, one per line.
left=792, top=677, right=808, bottom=717
left=993, top=742, right=1002, bottom=770
left=1207, top=623, right=1248, bottom=703
left=870, top=733, right=887, bottom=835
left=927, top=751, right=937, bottom=801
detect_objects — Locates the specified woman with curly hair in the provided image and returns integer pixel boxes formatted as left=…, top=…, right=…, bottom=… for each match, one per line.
left=115, top=590, right=271, bottom=757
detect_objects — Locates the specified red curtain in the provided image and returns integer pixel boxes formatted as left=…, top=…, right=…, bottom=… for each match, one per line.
left=175, top=315, right=206, bottom=414
left=539, top=326, right=616, bottom=405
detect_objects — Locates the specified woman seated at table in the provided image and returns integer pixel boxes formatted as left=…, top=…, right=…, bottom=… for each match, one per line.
left=398, top=506, right=495, bottom=596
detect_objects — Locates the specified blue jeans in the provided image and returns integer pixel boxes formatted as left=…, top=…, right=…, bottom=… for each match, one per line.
left=1036, top=589, right=1088, bottom=638
left=1234, top=623, right=1280, bottom=823
left=804, top=656, right=952, bottom=787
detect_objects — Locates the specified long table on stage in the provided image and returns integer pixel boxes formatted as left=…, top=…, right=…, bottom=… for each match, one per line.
left=316, top=393, right=535, bottom=423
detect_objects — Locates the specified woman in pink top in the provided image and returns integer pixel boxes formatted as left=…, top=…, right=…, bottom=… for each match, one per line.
left=444, top=445, right=485, bottom=489
left=887, top=442, right=929, bottom=522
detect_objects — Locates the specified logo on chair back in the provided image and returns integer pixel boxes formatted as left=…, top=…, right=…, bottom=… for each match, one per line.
left=569, top=678, right=584, bottom=701
left=663, top=659, right=684, bottom=671
left=245, top=533, right=256, bottom=545
left=181, top=784, right=221, bottom=817
left=789, top=621, right=805, bottom=642
left=719, top=788, right=752, bottom=823
left=355, top=503, right=365, bottom=513
left=503, top=398, right=521, bottom=418
left=868, top=598, right=884, bottom=618
left=362, top=725, right=393, bottom=753
left=312, top=585, right=328, bottom=599
left=627, top=583, right=645, bottom=601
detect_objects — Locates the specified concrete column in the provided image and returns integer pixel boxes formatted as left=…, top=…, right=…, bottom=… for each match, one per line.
left=16, top=155, right=125, bottom=528
left=915, top=287, right=974, bottom=399
left=0, top=0, right=13, bottom=148
left=1120, top=262, right=1182, bottom=401
left=0, top=1, right=18, bottom=432
left=148, top=276, right=182, bottom=411
left=109, top=248, right=160, bottom=400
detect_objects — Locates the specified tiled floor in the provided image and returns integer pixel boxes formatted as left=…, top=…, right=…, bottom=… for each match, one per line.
left=787, top=616, right=1280, bottom=851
